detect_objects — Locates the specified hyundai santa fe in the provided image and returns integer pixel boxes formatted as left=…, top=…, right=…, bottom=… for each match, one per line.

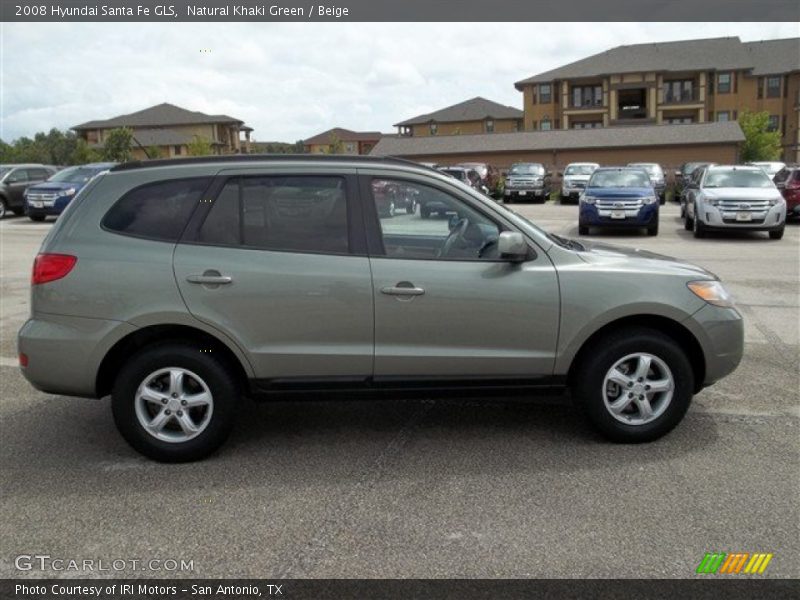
left=18, top=156, right=744, bottom=462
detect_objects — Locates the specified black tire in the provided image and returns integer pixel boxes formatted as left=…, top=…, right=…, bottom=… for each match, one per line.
left=13, top=206, right=26, bottom=216
left=578, top=225, right=589, bottom=235
left=573, top=327, right=694, bottom=443
left=769, top=227, right=785, bottom=240
left=405, top=204, right=414, bottom=215
left=420, top=206, right=430, bottom=219
left=692, top=209, right=706, bottom=238
left=29, top=215, right=45, bottom=222
left=647, top=224, right=659, bottom=236
left=112, top=343, right=240, bottom=462
left=684, top=211, right=693, bottom=231
left=0, top=198, right=7, bottom=220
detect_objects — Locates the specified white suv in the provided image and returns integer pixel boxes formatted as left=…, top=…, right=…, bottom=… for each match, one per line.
left=684, top=165, right=786, bottom=239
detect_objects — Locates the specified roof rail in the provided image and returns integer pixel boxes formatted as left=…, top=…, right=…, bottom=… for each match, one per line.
left=110, top=153, right=433, bottom=172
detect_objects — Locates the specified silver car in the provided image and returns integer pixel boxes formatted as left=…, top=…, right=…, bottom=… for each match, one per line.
left=561, top=162, right=599, bottom=203
left=18, top=156, right=744, bottom=462
left=684, top=165, right=786, bottom=239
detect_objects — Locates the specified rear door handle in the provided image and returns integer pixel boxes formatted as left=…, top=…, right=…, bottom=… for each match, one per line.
left=187, top=272, right=232, bottom=285
left=381, top=284, right=425, bottom=296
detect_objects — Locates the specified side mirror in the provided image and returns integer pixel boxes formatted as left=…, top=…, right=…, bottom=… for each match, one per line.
left=498, top=231, right=527, bottom=262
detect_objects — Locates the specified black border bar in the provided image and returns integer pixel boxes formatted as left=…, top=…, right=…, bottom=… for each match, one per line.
left=2, top=0, right=799, bottom=22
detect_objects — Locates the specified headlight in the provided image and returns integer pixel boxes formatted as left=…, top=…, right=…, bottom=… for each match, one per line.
left=582, top=195, right=597, bottom=205
left=708, top=198, right=720, bottom=206
left=641, top=196, right=657, bottom=205
left=63, top=188, right=76, bottom=196
left=768, top=197, right=784, bottom=206
left=687, top=280, right=734, bottom=308
left=563, top=179, right=572, bottom=187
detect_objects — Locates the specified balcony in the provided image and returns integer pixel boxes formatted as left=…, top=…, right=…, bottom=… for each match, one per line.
left=660, top=87, right=701, bottom=105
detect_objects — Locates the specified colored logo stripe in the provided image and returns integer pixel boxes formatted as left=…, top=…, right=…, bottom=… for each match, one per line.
left=696, top=552, right=773, bottom=574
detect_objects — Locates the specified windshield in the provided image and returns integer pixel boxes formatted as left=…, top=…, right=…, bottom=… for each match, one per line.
left=589, top=170, right=651, bottom=188
left=0, top=167, right=12, bottom=178
left=48, top=166, right=101, bottom=183
left=509, top=164, right=544, bottom=176
left=564, top=165, right=595, bottom=176
left=704, top=169, right=774, bottom=188
left=682, top=162, right=705, bottom=176
left=629, top=164, right=663, bottom=177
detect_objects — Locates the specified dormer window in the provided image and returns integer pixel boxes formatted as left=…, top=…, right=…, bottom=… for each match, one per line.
left=486, top=119, right=495, bottom=133
left=430, top=122, right=438, bottom=135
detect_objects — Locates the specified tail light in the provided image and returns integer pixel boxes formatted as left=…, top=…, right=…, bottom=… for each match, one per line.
left=32, top=253, right=77, bottom=285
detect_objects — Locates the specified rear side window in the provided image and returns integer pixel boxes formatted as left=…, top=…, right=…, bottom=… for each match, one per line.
left=103, top=178, right=211, bottom=241
left=197, top=176, right=349, bottom=254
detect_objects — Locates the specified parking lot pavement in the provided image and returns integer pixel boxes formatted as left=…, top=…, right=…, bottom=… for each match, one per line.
left=1, top=203, right=798, bottom=579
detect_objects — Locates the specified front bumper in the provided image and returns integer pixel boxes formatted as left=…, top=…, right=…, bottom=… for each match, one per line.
left=697, top=203, right=786, bottom=231
left=505, top=187, right=546, bottom=199
left=579, top=204, right=659, bottom=227
left=682, top=304, right=744, bottom=388
left=18, top=313, right=136, bottom=398
left=561, top=186, right=586, bottom=198
left=25, top=196, right=70, bottom=216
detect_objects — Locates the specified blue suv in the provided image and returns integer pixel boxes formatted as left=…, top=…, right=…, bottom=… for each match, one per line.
left=24, top=162, right=115, bottom=221
left=578, top=167, right=659, bottom=236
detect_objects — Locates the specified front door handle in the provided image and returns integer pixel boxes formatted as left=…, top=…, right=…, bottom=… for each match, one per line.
left=187, top=271, right=232, bottom=285
left=381, top=283, right=425, bottom=296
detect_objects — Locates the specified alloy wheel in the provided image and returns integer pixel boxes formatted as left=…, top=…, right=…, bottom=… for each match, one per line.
left=602, top=353, right=674, bottom=425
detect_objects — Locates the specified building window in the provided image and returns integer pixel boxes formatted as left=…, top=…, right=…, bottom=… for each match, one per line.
left=757, top=77, right=764, bottom=99
left=174, top=145, right=182, bottom=155
left=571, top=85, right=603, bottom=108
left=539, top=83, right=552, bottom=104
left=540, top=118, right=552, bottom=131
left=766, top=76, right=781, bottom=98
left=486, top=119, right=495, bottom=133
left=429, top=122, right=438, bottom=135
left=666, top=116, right=694, bottom=124
left=717, top=72, right=732, bottom=94
left=572, top=121, right=602, bottom=129
left=716, top=111, right=730, bottom=122
left=663, top=79, right=694, bottom=103
left=345, top=143, right=355, bottom=153
left=767, top=115, right=780, bottom=132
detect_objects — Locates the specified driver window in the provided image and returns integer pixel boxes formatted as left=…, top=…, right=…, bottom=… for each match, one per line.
left=371, top=178, right=500, bottom=260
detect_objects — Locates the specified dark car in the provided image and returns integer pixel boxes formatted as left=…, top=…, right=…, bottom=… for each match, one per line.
left=24, top=162, right=116, bottom=221
left=579, top=167, right=660, bottom=236
left=676, top=161, right=715, bottom=198
left=774, top=166, right=800, bottom=219
left=679, top=164, right=716, bottom=217
left=0, top=164, right=58, bottom=219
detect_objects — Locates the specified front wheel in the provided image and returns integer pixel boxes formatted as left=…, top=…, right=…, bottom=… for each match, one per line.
left=29, top=215, right=45, bottom=222
left=647, top=224, right=659, bottom=236
left=573, top=327, right=694, bottom=442
left=112, top=343, right=240, bottom=462
left=769, top=227, right=785, bottom=240
left=578, top=225, right=589, bottom=235
left=692, top=208, right=706, bottom=238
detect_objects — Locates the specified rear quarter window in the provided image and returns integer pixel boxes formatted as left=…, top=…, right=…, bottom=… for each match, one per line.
left=102, top=177, right=211, bottom=241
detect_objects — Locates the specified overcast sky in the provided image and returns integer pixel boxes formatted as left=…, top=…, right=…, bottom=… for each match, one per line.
left=1, top=22, right=798, bottom=143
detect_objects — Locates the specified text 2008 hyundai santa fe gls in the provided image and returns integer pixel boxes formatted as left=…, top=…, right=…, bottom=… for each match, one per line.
left=18, top=156, right=744, bottom=462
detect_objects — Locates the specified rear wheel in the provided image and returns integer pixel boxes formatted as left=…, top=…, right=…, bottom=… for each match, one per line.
left=29, top=215, right=45, bottom=222
left=112, top=343, right=240, bottom=462
left=769, top=226, right=785, bottom=240
left=578, top=225, right=589, bottom=235
left=647, top=224, right=659, bottom=236
left=573, top=327, right=693, bottom=442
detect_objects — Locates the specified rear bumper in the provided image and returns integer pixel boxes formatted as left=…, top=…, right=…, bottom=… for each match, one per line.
left=18, top=313, right=136, bottom=398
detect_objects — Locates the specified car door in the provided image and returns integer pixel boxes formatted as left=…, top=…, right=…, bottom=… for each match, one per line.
left=173, top=168, right=374, bottom=384
left=360, top=170, right=560, bottom=381
left=5, top=168, right=29, bottom=206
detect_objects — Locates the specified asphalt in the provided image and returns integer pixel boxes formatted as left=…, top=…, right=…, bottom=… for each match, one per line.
left=0, top=201, right=798, bottom=579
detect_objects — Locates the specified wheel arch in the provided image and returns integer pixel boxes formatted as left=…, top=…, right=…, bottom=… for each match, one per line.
left=566, top=314, right=706, bottom=394
left=96, top=324, right=251, bottom=398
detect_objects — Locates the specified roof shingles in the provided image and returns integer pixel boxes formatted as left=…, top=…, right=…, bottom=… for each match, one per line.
left=394, top=97, right=523, bottom=127
left=73, top=102, right=245, bottom=130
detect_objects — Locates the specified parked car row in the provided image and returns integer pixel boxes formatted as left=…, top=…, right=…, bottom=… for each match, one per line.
left=0, top=162, right=115, bottom=221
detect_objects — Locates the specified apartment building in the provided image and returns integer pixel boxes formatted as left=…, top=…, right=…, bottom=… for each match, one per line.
left=302, top=128, right=381, bottom=154
left=72, top=103, right=252, bottom=160
left=394, top=97, right=524, bottom=137
left=514, top=37, right=800, bottom=162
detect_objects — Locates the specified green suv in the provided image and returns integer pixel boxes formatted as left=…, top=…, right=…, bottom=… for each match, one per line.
left=18, top=156, right=744, bottom=462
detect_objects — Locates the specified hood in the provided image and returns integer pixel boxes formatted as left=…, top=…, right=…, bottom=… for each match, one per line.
left=25, top=181, right=86, bottom=194
left=575, top=239, right=717, bottom=279
left=585, top=186, right=653, bottom=199
left=703, top=187, right=781, bottom=201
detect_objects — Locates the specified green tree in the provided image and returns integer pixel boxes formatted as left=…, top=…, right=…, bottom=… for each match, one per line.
left=102, top=127, right=134, bottom=162
left=187, top=136, right=214, bottom=157
left=145, top=146, right=164, bottom=159
left=326, top=133, right=344, bottom=154
left=738, top=111, right=782, bottom=162
left=71, top=138, right=102, bottom=164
